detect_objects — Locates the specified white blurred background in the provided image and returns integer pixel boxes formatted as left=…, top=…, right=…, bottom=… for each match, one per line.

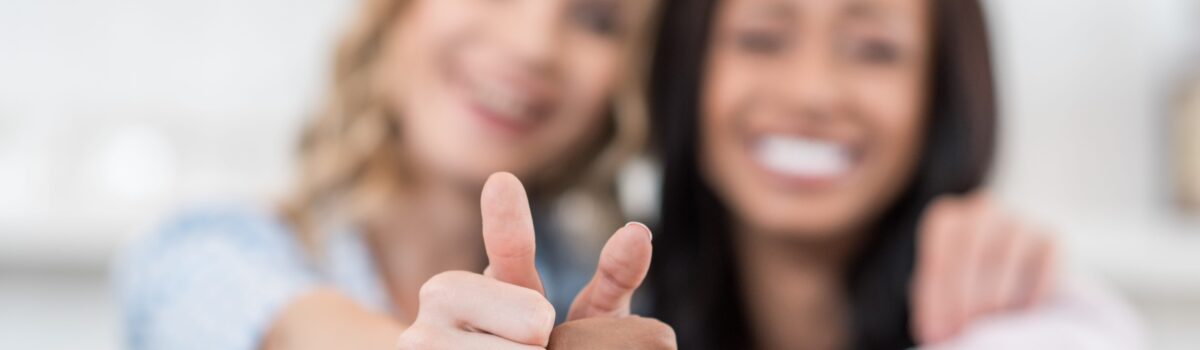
left=1, top=0, right=1197, bottom=349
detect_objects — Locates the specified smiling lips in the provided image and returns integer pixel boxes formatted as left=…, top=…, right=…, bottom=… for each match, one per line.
left=753, top=135, right=855, bottom=182
left=463, top=70, right=555, bottom=135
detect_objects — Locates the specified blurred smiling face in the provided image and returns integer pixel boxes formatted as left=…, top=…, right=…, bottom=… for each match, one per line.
left=380, top=0, right=652, bottom=185
left=702, top=0, right=932, bottom=238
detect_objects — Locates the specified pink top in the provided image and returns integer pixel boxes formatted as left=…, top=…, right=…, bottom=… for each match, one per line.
left=926, top=278, right=1145, bottom=349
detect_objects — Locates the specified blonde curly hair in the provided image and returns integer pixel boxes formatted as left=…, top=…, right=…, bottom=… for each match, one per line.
left=281, top=0, right=659, bottom=252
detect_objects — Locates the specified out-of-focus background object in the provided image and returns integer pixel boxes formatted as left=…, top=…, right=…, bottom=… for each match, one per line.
left=1178, top=64, right=1200, bottom=210
left=0, top=0, right=352, bottom=348
left=1, top=0, right=1197, bottom=349
left=979, top=3, right=1200, bottom=349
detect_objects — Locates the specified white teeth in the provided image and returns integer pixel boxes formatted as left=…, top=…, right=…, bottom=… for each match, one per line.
left=754, top=136, right=851, bottom=178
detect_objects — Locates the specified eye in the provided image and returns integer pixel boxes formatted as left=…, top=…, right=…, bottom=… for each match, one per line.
left=571, top=1, right=622, bottom=37
left=849, top=38, right=901, bottom=64
left=733, top=28, right=789, bottom=55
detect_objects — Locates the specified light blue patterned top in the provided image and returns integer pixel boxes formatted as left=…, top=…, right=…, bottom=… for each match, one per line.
left=115, top=204, right=594, bottom=350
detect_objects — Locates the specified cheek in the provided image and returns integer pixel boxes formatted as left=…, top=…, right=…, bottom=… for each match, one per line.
left=848, top=72, right=928, bottom=217
left=867, top=109, right=924, bottom=203
left=703, top=50, right=755, bottom=125
left=854, top=73, right=926, bottom=168
left=566, top=45, right=620, bottom=120
left=699, top=56, right=760, bottom=206
left=546, top=43, right=622, bottom=147
left=384, top=2, right=473, bottom=114
left=701, top=52, right=753, bottom=159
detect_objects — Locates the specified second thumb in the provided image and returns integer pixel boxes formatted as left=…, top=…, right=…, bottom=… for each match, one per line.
left=567, top=222, right=653, bottom=321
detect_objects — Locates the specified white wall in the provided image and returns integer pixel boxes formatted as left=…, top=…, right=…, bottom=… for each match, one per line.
left=0, top=0, right=354, bottom=268
left=987, top=0, right=1200, bottom=296
left=1, top=2, right=358, bottom=348
left=986, top=1, right=1200, bottom=348
left=988, top=0, right=1197, bottom=224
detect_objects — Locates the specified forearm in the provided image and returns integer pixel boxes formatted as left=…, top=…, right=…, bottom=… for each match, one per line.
left=262, top=289, right=406, bottom=350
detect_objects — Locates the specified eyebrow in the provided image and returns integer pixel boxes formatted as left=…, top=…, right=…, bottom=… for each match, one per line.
left=843, top=0, right=896, bottom=23
left=741, top=0, right=798, bottom=22
left=840, top=0, right=918, bottom=43
left=849, top=0, right=888, bottom=19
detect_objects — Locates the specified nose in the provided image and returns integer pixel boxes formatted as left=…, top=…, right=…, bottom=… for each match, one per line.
left=501, top=0, right=565, bottom=77
left=777, top=47, right=844, bottom=122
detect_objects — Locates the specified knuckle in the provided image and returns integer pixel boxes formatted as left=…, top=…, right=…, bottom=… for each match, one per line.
left=993, top=212, right=1017, bottom=232
left=921, top=198, right=962, bottom=235
left=1019, top=225, right=1056, bottom=252
left=397, top=326, right=439, bottom=350
left=495, top=286, right=557, bottom=345
left=930, top=195, right=964, bottom=215
left=1032, top=227, right=1055, bottom=244
left=510, top=293, right=555, bottom=345
left=641, top=319, right=679, bottom=349
left=1036, top=234, right=1058, bottom=261
left=420, top=271, right=471, bottom=304
left=973, top=202, right=999, bottom=224
left=961, top=197, right=990, bottom=221
left=523, top=298, right=556, bottom=343
left=968, top=191, right=992, bottom=208
left=619, top=318, right=675, bottom=339
left=599, top=257, right=642, bottom=292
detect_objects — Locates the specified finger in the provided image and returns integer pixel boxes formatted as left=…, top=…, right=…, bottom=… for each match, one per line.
left=418, top=271, right=556, bottom=346
left=567, top=222, right=654, bottom=321
left=952, top=196, right=998, bottom=334
left=980, top=219, right=1024, bottom=314
left=912, top=196, right=965, bottom=344
left=964, top=209, right=1016, bottom=319
left=1019, top=228, right=1057, bottom=308
left=480, top=172, right=545, bottom=295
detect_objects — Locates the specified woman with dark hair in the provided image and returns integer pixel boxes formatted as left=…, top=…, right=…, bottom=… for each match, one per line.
left=648, top=0, right=1142, bottom=348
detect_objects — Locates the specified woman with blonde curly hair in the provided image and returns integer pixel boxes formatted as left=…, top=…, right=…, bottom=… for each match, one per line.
left=118, top=0, right=672, bottom=349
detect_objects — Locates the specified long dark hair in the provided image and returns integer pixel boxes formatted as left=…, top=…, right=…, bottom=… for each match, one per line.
left=647, top=0, right=997, bottom=348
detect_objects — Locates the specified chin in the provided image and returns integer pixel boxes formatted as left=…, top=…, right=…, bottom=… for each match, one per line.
left=733, top=194, right=867, bottom=240
left=462, top=149, right=556, bottom=182
left=758, top=214, right=856, bottom=240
